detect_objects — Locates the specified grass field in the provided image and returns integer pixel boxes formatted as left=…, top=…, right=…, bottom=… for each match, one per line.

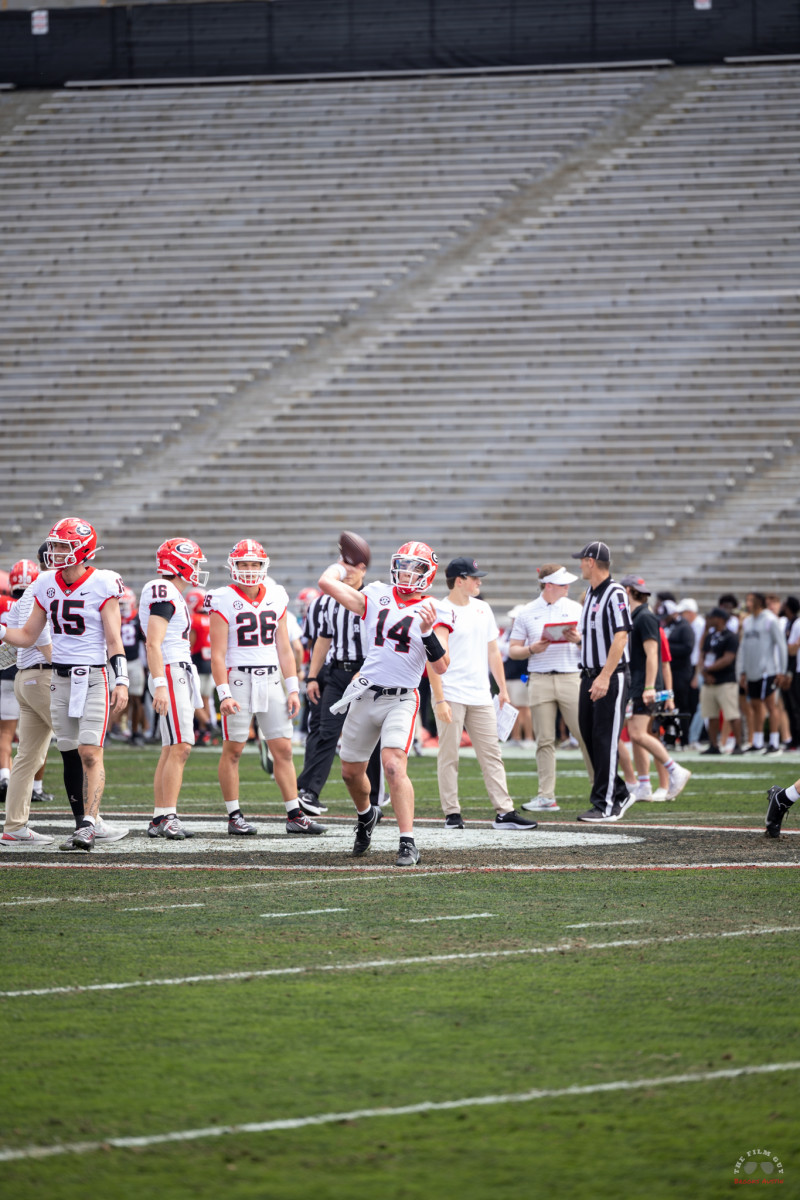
left=1, top=744, right=799, bottom=1199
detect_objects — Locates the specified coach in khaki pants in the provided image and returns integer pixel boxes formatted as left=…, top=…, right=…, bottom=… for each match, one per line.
left=430, top=557, right=537, bottom=831
left=509, top=564, right=593, bottom=811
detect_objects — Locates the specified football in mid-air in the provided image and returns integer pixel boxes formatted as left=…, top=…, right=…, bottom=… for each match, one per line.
left=338, top=530, right=371, bottom=567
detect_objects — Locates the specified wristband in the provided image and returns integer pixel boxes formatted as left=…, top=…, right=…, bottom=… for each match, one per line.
left=421, top=631, right=446, bottom=663
left=307, top=676, right=318, bottom=684
left=216, top=683, right=232, bottom=701
left=110, top=654, right=129, bottom=687
left=643, top=686, right=656, bottom=693
left=152, top=676, right=167, bottom=690
left=434, top=699, right=448, bottom=707
left=284, top=676, right=299, bottom=695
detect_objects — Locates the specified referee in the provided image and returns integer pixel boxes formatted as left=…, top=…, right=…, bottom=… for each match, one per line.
left=296, top=562, right=381, bottom=815
left=571, top=541, right=635, bottom=823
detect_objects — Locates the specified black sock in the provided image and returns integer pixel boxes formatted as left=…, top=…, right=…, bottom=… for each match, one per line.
left=358, top=808, right=375, bottom=823
left=286, top=806, right=301, bottom=819
left=399, top=834, right=415, bottom=845
left=229, top=809, right=241, bottom=819
left=61, top=749, right=84, bottom=825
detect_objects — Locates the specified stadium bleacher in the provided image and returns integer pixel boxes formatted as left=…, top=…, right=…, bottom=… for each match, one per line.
left=1, top=62, right=798, bottom=605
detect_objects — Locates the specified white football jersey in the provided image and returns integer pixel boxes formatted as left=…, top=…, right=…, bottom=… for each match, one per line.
left=138, top=578, right=192, bottom=665
left=207, top=581, right=289, bottom=668
left=32, top=567, right=124, bottom=665
left=360, top=581, right=453, bottom=688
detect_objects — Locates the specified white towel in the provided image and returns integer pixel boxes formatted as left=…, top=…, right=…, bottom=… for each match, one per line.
left=68, top=666, right=91, bottom=718
left=329, top=674, right=372, bottom=715
left=189, top=664, right=204, bottom=709
left=249, top=668, right=271, bottom=713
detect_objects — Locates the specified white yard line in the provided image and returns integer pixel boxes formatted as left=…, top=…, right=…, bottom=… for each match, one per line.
left=260, top=908, right=347, bottom=918
left=119, top=903, right=206, bottom=912
left=566, top=919, right=649, bottom=929
left=1, top=1060, right=797, bottom=1163
left=2, top=924, right=798, bottom=1000
left=408, top=913, right=494, bottom=923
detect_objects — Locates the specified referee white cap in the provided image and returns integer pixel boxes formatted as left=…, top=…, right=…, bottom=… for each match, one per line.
left=571, top=541, right=610, bottom=563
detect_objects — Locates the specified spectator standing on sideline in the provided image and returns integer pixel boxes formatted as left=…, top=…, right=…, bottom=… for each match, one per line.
left=620, top=575, right=691, bottom=803
left=499, top=606, right=534, bottom=745
left=571, top=541, right=635, bottom=824
left=736, top=591, right=788, bottom=754
left=678, top=598, right=704, bottom=741
left=699, top=607, right=743, bottom=754
left=785, top=599, right=800, bottom=748
left=661, top=601, right=694, bottom=747
left=431, top=557, right=536, bottom=830
left=508, top=563, right=592, bottom=811
left=297, top=560, right=382, bottom=817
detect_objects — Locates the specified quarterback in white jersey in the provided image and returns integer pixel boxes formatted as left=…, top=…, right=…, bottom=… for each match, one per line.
left=318, top=540, right=450, bottom=867
left=0, top=517, right=129, bottom=852
left=140, top=539, right=208, bottom=842
left=209, top=539, right=325, bottom=837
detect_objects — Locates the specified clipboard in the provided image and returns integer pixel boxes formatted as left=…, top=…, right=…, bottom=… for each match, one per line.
left=542, top=621, right=578, bottom=645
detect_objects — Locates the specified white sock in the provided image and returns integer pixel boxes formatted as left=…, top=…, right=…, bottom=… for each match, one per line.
left=82, top=814, right=96, bottom=827
left=153, top=806, right=173, bottom=819
left=638, top=775, right=649, bottom=784
left=398, top=829, right=414, bottom=838
left=284, top=800, right=300, bottom=813
left=786, top=785, right=800, bottom=803
left=0, top=768, right=9, bottom=784
left=32, top=779, right=43, bottom=794
left=752, top=731, right=765, bottom=749
left=769, top=731, right=780, bottom=748
left=225, top=799, right=240, bottom=815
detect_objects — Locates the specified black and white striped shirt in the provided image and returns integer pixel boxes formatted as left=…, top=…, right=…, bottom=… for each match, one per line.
left=320, top=595, right=366, bottom=666
left=302, top=594, right=330, bottom=649
left=578, top=577, right=632, bottom=670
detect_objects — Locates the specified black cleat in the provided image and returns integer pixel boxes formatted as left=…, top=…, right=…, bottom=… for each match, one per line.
left=228, top=812, right=257, bottom=836
left=297, top=791, right=327, bottom=816
left=444, top=813, right=465, bottom=829
left=396, top=840, right=420, bottom=867
left=765, top=785, right=793, bottom=838
left=353, top=806, right=379, bottom=856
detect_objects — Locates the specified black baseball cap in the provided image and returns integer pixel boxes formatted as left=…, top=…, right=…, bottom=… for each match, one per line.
left=446, top=556, right=487, bottom=578
left=620, top=573, right=651, bottom=595
left=572, top=541, right=611, bottom=563
left=707, top=606, right=730, bottom=621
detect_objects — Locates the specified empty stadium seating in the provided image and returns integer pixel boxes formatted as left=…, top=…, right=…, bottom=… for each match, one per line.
left=1, top=62, right=798, bottom=607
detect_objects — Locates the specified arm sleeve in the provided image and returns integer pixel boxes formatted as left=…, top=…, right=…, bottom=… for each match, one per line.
left=149, top=601, right=176, bottom=621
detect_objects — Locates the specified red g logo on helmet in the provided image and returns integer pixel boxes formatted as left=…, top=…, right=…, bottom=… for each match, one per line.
left=227, top=539, right=269, bottom=587
left=9, top=559, right=40, bottom=595
left=44, top=517, right=101, bottom=570
left=156, top=538, right=209, bottom=588
left=390, top=542, right=438, bottom=594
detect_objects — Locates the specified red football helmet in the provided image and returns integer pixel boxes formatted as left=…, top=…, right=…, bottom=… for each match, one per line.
left=156, top=538, right=208, bottom=588
left=390, top=541, right=438, bottom=594
left=184, top=587, right=207, bottom=613
left=227, top=539, right=269, bottom=586
left=44, top=517, right=100, bottom=570
left=9, top=559, right=39, bottom=596
left=296, top=586, right=321, bottom=618
left=119, top=585, right=138, bottom=621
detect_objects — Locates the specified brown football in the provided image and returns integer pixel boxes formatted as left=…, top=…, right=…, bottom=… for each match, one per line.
left=338, top=530, right=371, bottom=568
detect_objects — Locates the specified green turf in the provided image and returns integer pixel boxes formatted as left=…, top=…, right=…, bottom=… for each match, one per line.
left=1, top=748, right=799, bottom=1198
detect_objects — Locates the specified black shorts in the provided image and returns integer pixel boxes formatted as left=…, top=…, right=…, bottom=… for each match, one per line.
left=630, top=696, right=654, bottom=717
left=746, top=676, right=776, bottom=701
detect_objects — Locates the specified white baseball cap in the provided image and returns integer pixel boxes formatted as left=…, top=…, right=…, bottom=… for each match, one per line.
left=541, top=567, right=578, bottom=586
left=677, top=598, right=698, bottom=613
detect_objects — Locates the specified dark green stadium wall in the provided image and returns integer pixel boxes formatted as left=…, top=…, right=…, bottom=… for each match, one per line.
left=1, top=0, right=798, bottom=87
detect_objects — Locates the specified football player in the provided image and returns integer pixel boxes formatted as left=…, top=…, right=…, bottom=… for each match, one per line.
left=0, top=566, right=20, bottom=804
left=139, top=539, right=208, bottom=841
left=318, top=540, right=450, bottom=866
left=0, top=518, right=129, bottom=851
left=186, top=585, right=216, bottom=744
left=208, top=539, right=324, bottom=836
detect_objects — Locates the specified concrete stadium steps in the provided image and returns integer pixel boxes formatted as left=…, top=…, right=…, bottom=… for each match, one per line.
left=1, top=62, right=799, bottom=610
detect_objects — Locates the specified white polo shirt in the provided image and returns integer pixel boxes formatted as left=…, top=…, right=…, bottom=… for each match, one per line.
left=435, top=596, right=498, bottom=706
left=510, top=595, right=583, bottom=673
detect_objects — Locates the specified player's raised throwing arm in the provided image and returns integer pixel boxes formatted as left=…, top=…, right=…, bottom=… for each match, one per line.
left=318, top=562, right=367, bottom=617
